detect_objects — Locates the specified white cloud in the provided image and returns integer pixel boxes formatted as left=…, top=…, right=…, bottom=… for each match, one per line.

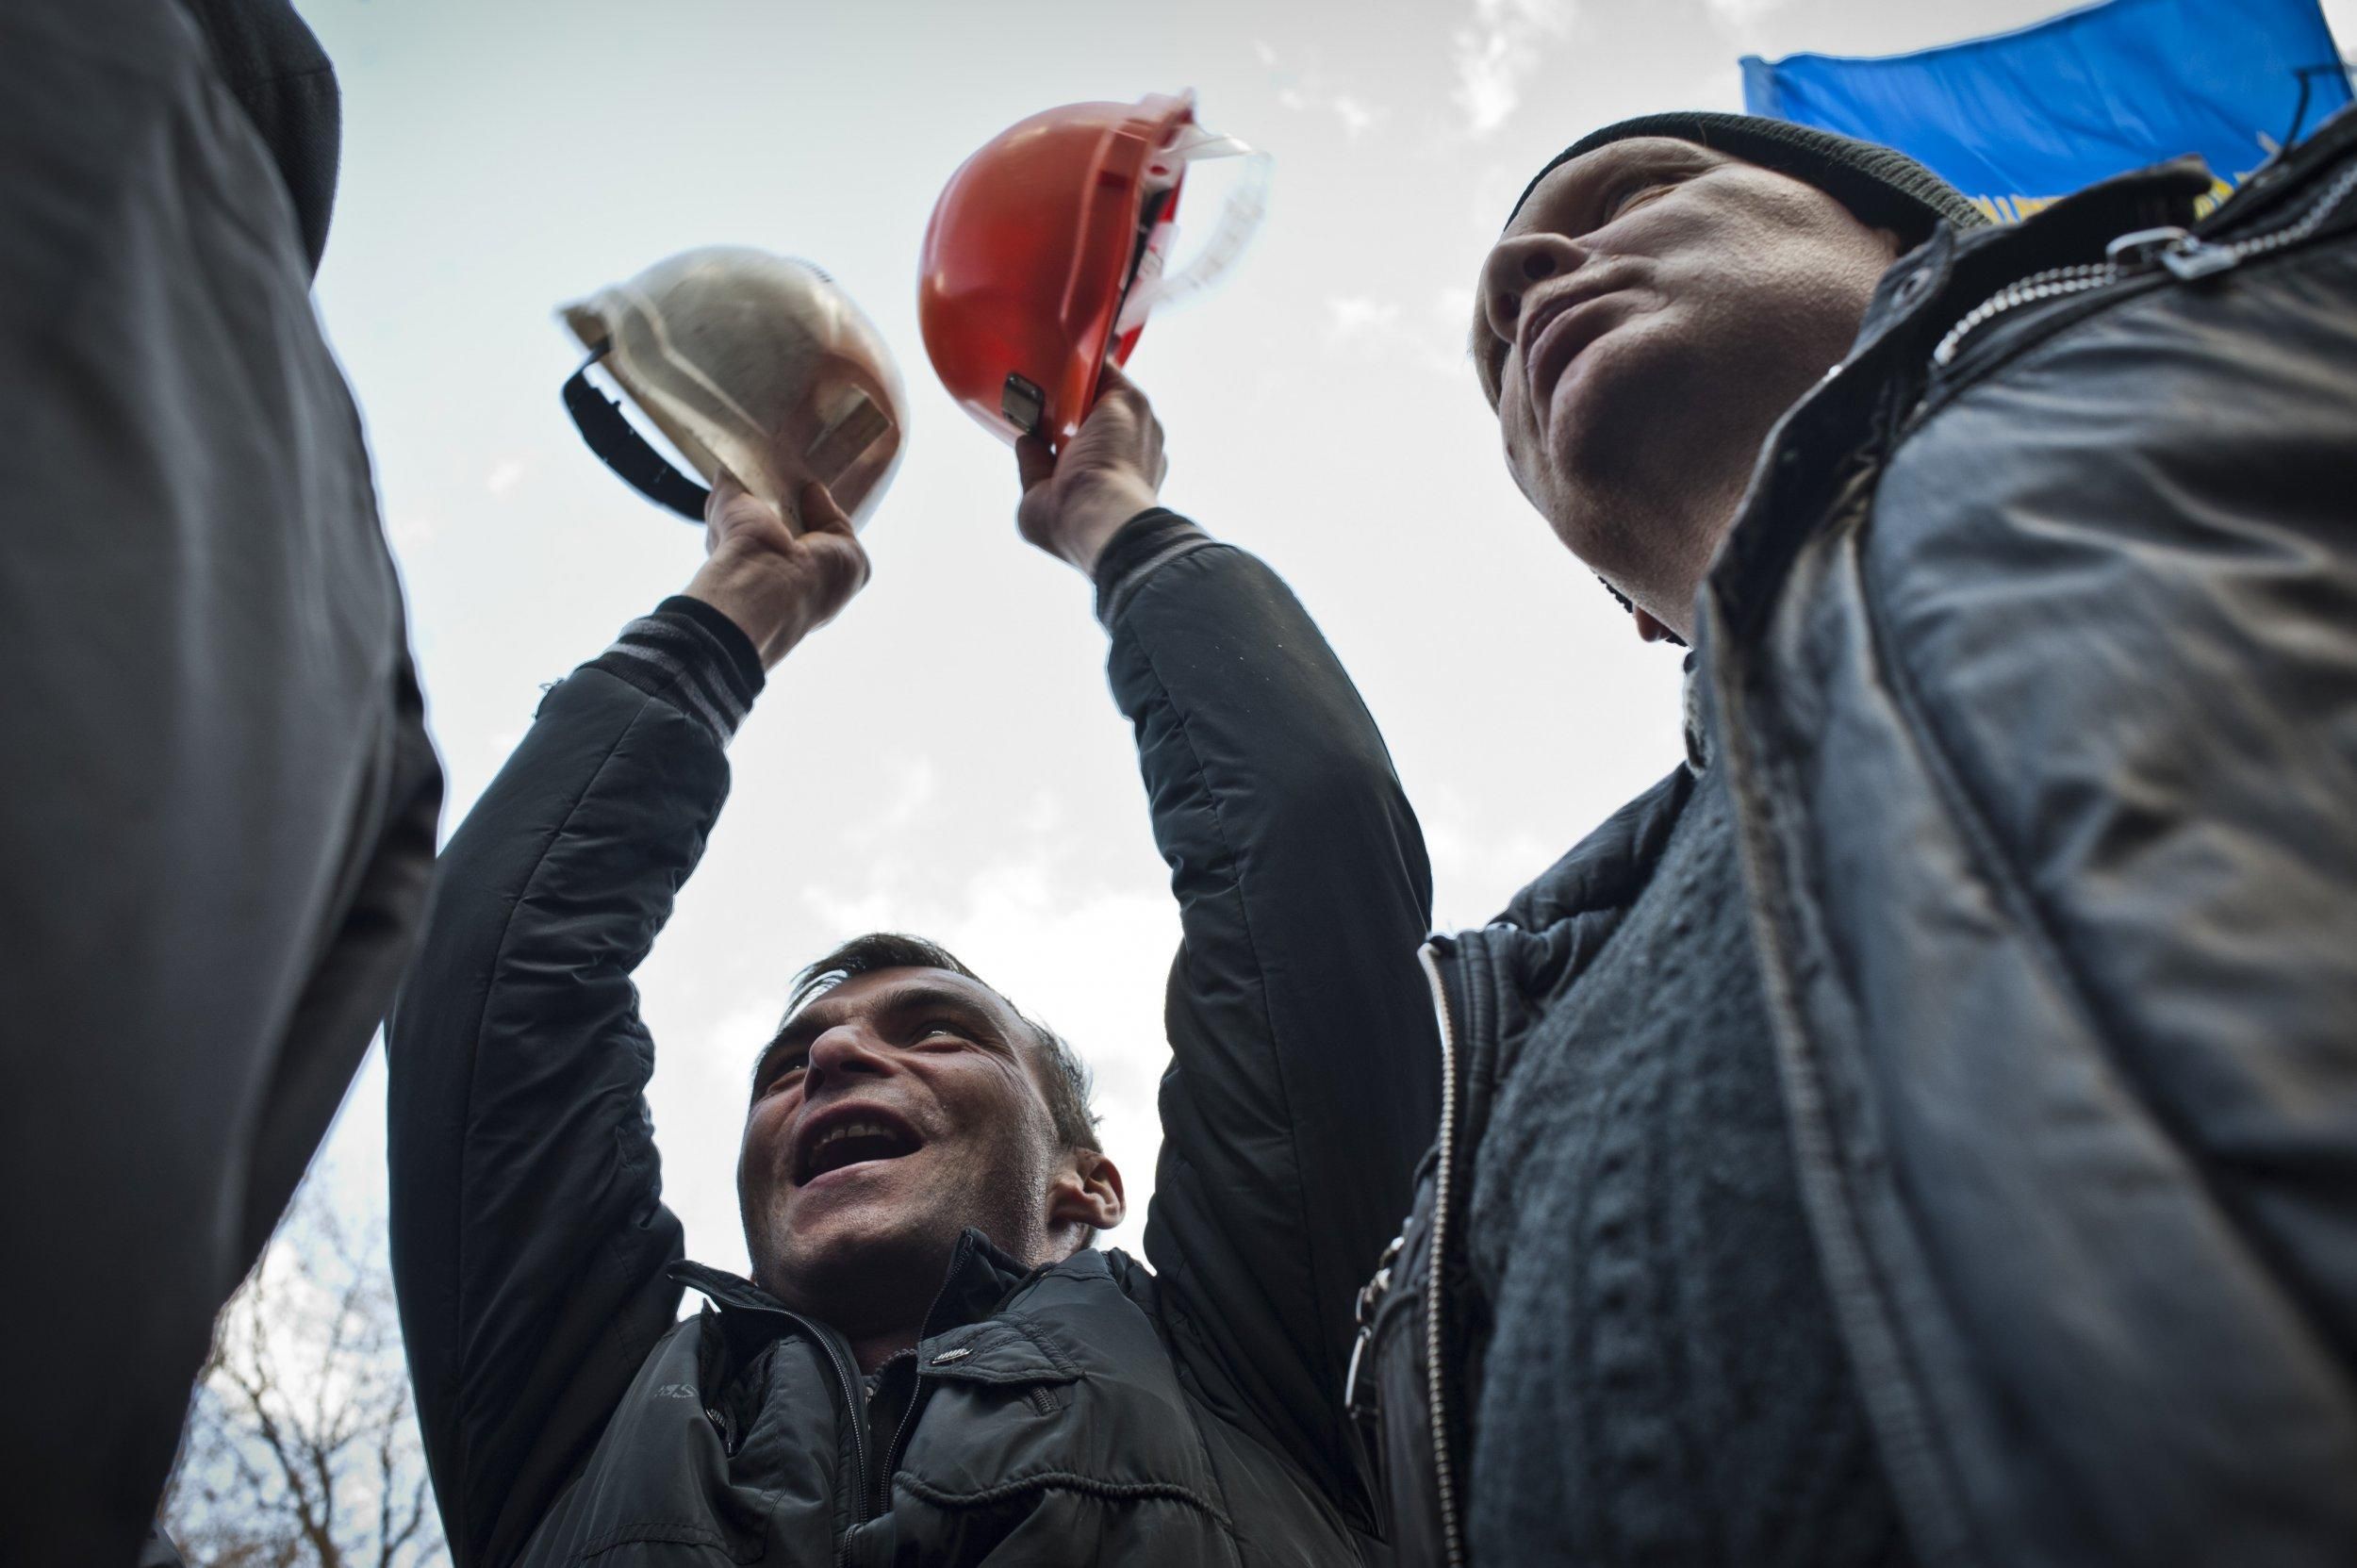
left=1258, top=40, right=1387, bottom=138
left=384, top=506, right=441, bottom=552
left=844, top=754, right=938, bottom=850
left=1452, top=0, right=1574, bottom=137
left=1326, top=295, right=1402, bottom=338
left=1277, top=88, right=1385, bottom=136
left=640, top=999, right=779, bottom=1278
left=1324, top=289, right=1480, bottom=378
left=1417, top=785, right=1558, bottom=928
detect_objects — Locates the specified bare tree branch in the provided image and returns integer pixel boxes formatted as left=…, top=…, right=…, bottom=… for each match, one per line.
left=160, top=1178, right=447, bottom=1568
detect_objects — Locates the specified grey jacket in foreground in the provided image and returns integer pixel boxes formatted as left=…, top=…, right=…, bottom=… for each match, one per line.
left=0, top=2, right=441, bottom=1561
left=1362, top=108, right=2357, bottom=1567
left=387, top=533, right=1439, bottom=1566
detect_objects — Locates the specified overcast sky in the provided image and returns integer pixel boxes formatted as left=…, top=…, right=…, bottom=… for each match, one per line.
left=294, top=0, right=2353, bottom=1272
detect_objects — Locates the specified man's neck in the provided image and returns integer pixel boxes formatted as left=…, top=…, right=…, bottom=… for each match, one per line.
left=761, top=1224, right=1053, bottom=1373
left=849, top=1326, right=922, bottom=1376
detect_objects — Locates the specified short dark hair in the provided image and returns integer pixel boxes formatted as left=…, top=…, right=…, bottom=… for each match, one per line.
left=781, top=932, right=1099, bottom=1152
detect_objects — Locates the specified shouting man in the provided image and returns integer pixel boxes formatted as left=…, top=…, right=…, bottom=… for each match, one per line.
left=1353, top=110, right=2357, bottom=1566
left=387, top=368, right=1439, bottom=1567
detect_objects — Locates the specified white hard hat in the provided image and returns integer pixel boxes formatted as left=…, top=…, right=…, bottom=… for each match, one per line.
left=560, top=246, right=907, bottom=532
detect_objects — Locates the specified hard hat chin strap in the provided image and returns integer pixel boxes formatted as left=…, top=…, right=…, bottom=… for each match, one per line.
left=562, top=341, right=711, bottom=523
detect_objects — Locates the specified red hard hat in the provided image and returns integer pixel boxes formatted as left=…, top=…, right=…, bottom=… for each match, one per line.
left=919, top=93, right=1197, bottom=448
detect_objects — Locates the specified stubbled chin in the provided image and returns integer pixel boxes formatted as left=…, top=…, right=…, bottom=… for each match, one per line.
left=789, top=1154, right=918, bottom=1214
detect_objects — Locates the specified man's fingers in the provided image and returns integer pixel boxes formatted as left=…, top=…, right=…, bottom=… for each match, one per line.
left=794, top=483, right=870, bottom=602
left=797, top=480, right=855, bottom=539
left=706, top=467, right=750, bottom=525
left=1096, top=360, right=1154, bottom=423
left=814, top=530, right=872, bottom=608
left=1015, top=435, right=1056, bottom=493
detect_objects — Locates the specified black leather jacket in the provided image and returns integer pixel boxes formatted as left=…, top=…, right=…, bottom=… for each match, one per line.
left=1359, top=108, right=2357, bottom=1568
left=387, top=529, right=1440, bottom=1567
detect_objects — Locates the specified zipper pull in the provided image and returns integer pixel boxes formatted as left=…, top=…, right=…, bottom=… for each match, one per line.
left=1344, top=1232, right=1403, bottom=1420
left=2104, top=225, right=2189, bottom=268
left=2160, top=237, right=2241, bottom=281
left=1343, top=1327, right=1376, bottom=1419
left=2105, top=224, right=2241, bottom=282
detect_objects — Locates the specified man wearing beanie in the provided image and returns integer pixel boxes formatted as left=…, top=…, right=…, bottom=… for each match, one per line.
left=0, top=1, right=441, bottom=1561
left=1346, top=108, right=2357, bottom=1565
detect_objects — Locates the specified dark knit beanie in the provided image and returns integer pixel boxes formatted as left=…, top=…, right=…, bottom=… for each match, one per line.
left=1509, top=110, right=1986, bottom=245
left=1508, top=112, right=1985, bottom=645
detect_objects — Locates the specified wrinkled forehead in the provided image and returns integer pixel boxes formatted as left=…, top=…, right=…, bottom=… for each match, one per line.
left=781, top=966, right=1016, bottom=1037
left=1502, top=136, right=1735, bottom=242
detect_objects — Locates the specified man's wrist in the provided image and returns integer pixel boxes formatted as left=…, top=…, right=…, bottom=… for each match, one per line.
left=1051, top=477, right=1163, bottom=575
left=683, top=543, right=817, bottom=669
left=1092, top=509, right=1217, bottom=627
left=654, top=595, right=765, bottom=694
left=585, top=597, right=765, bottom=746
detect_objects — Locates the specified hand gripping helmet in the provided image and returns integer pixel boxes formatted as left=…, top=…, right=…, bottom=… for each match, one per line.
left=560, top=247, right=908, bottom=532
left=918, top=91, right=1269, bottom=448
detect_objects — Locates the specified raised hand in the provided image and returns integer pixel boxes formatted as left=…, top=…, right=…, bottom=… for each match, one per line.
left=684, top=472, right=871, bottom=668
left=1014, top=362, right=1169, bottom=575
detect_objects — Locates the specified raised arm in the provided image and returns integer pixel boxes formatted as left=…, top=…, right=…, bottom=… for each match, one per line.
left=1017, top=371, right=1442, bottom=1517
left=387, top=478, right=867, bottom=1568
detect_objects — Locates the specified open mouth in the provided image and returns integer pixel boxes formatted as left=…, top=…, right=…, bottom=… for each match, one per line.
left=794, top=1110, right=924, bottom=1184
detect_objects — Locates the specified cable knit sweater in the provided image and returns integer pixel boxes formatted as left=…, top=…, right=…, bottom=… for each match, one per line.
left=1461, top=763, right=1911, bottom=1566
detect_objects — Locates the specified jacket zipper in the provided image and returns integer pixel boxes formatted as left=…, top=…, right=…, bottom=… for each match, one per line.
left=1416, top=941, right=1469, bottom=1568
left=876, top=1261, right=968, bottom=1517
left=1930, top=261, right=2117, bottom=367
left=1932, top=157, right=2357, bottom=369
left=787, top=1312, right=871, bottom=1565
left=879, top=1367, right=924, bottom=1521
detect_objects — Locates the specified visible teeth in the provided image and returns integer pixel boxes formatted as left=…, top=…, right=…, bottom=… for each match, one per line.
left=818, top=1120, right=889, bottom=1149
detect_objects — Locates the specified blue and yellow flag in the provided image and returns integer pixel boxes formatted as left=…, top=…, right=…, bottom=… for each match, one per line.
left=1742, top=0, right=2349, bottom=221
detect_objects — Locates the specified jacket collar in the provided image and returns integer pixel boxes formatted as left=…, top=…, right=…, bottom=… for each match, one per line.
left=1680, top=651, right=1710, bottom=773
left=669, top=1232, right=1090, bottom=1392
left=669, top=1226, right=1037, bottom=1337
left=1706, top=153, right=2216, bottom=649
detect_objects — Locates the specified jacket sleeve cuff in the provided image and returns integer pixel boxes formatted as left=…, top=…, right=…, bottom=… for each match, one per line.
left=581, top=595, right=766, bottom=745
left=1093, top=508, right=1221, bottom=628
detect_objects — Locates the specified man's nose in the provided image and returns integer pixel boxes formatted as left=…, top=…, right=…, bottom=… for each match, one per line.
left=1480, top=232, right=1590, bottom=347
left=804, top=1024, right=892, bottom=1097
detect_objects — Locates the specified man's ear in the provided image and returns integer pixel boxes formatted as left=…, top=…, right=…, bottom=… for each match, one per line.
left=1049, top=1148, right=1126, bottom=1238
